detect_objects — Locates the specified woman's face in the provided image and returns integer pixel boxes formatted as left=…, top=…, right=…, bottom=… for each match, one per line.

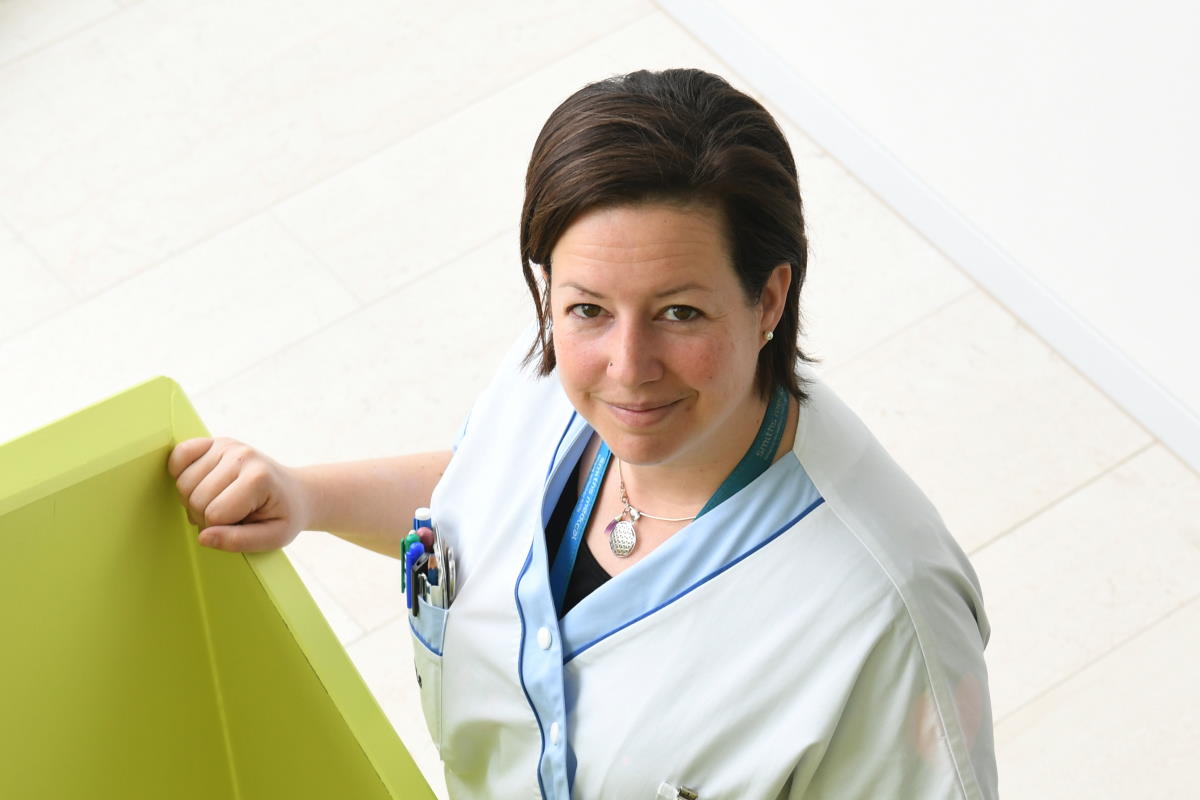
left=547, top=201, right=788, bottom=469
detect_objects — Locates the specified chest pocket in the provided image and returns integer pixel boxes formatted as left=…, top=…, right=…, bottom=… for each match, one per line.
left=408, top=597, right=448, bottom=750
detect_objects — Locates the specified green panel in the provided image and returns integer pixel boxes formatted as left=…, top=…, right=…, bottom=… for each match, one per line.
left=0, top=377, right=434, bottom=799
left=0, top=454, right=234, bottom=798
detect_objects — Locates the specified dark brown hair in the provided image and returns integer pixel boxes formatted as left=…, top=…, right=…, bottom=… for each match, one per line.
left=519, top=67, right=818, bottom=403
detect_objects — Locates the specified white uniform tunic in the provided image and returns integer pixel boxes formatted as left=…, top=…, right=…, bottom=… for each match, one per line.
left=411, top=330, right=998, bottom=799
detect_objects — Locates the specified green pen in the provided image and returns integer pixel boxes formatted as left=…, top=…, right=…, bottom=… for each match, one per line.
left=402, top=530, right=420, bottom=591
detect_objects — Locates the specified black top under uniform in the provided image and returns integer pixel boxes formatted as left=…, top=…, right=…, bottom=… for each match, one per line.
left=545, top=457, right=613, bottom=617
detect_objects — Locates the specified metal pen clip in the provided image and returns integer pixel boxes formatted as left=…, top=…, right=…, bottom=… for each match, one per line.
left=415, top=573, right=431, bottom=617
left=430, top=521, right=456, bottom=609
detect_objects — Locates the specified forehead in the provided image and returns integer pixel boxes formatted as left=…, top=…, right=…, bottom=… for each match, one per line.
left=549, top=201, right=732, bottom=273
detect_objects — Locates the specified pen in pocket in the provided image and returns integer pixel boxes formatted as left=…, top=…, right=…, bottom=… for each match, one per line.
left=405, top=542, right=426, bottom=611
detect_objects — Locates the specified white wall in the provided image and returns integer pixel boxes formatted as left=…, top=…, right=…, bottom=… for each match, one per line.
left=660, top=0, right=1200, bottom=470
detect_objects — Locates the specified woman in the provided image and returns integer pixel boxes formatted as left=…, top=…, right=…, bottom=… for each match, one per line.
left=169, top=69, right=998, bottom=799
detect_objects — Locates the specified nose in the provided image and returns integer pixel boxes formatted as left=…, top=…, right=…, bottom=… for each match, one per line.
left=606, top=316, right=663, bottom=387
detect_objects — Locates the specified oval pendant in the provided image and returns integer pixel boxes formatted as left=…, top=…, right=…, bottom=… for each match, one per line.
left=609, top=519, right=637, bottom=558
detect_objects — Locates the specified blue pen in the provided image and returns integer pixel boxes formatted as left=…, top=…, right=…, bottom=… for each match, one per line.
left=405, top=542, right=426, bottom=610
left=414, top=507, right=432, bottom=531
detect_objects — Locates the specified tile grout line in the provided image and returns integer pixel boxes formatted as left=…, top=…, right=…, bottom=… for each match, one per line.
left=0, top=214, right=79, bottom=346
left=0, top=7, right=657, bottom=350
left=286, top=542, right=370, bottom=643
left=267, top=207, right=368, bottom=307
left=247, top=6, right=660, bottom=242
left=192, top=224, right=517, bottom=405
left=0, top=4, right=130, bottom=73
left=994, top=590, right=1200, bottom=728
left=815, top=285, right=978, bottom=379
left=345, top=611, right=406, bottom=650
left=2, top=222, right=78, bottom=297
left=967, top=439, right=1158, bottom=557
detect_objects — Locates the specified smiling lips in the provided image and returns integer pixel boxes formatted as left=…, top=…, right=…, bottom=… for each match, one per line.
left=603, top=398, right=681, bottom=428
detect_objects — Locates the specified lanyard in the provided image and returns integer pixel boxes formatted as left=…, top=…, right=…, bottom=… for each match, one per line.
left=548, top=385, right=790, bottom=614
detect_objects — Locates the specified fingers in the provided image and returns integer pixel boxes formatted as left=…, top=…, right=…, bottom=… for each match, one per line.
left=198, top=520, right=289, bottom=554
left=171, top=437, right=253, bottom=529
left=190, top=451, right=261, bottom=528
left=172, top=439, right=225, bottom=506
left=167, top=437, right=214, bottom=480
left=170, top=437, right=296, bottom=554
left=172, top=439, right=219, bottom=525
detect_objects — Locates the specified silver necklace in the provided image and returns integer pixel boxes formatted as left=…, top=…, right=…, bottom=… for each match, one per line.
left=604, top=457, right=697, bottom=558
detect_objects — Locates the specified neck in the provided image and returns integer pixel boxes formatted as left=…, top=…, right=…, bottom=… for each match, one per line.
left=617, top=390, right=796, bottom=517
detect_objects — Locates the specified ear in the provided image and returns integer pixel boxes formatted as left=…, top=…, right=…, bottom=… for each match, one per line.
left=758, top=262, right=792, bottom=331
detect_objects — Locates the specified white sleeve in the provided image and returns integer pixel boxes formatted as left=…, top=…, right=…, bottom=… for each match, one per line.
left=789, top=601, right=998, bottom=799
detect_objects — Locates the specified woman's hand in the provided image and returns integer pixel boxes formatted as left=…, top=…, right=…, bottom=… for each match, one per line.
left=167, top=437, right=311, bottom=553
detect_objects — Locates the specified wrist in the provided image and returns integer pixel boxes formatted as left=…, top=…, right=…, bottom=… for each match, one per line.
left=292, top=464, right=326, bottom=533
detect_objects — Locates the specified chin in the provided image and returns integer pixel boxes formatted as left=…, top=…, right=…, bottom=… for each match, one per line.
left=601, top=432, right=680, bottom=467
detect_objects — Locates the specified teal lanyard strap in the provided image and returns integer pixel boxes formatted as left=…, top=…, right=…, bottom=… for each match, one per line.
left=696, top=384, right=790, bottom=517
left=549, top=441, right=611, bottom=614
left=547, top=385, right=790, bottom=615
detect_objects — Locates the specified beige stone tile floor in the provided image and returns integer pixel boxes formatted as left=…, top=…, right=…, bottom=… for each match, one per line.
left=2, top=2, right=1197, bottom=797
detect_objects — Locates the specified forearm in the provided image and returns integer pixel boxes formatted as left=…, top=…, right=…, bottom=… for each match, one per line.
left=294, top=450, right=453, bottom=559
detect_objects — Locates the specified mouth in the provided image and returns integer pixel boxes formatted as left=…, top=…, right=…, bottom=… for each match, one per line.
left=602, top=398, right=682, bottom=428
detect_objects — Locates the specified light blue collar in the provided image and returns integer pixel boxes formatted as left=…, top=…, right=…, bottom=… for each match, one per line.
left=539, top=413, right=824, bottom=663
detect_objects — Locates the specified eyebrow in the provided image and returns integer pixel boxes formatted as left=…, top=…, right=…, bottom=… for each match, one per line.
left=560, top=281, right=707, bottom=299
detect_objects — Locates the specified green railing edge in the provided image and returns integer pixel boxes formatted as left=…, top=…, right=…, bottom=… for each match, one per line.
left=0, top=376, right=433, bottom=798
left=167, top=380, right=435, bottom=799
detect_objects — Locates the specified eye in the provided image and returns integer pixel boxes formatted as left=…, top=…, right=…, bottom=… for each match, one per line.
left=662, top=305, right=702, bottom=322
left=567, top=303, right=604, bottom=319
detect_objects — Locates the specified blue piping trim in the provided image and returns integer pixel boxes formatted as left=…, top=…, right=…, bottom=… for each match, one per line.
left=546, top=411, right=577, bottom=483
left=407, top=616, right=443, bottom=657
left=451, top=405, right=474, bottom=454
left=514, top=542, right=549, bottom=800
left=563, top=496, right=827, bottom=664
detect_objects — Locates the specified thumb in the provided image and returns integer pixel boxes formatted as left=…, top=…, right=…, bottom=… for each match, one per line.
left=198, top=520, right=290, bottom=553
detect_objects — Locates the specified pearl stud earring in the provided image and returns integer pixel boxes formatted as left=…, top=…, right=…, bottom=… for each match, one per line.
left=764, top=331, right=774, bottom=342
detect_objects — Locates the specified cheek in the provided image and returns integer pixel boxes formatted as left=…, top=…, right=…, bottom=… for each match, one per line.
left=552, top=334, right=604, bottom=389
left=677, top=336, right=737, bottom=387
